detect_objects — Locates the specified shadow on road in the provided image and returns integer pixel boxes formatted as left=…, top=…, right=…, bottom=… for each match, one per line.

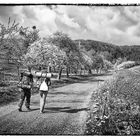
left=31, top=99, right=83, bottom=106
left=44, top=107, right=89, bottom=113
left=81, top=79, right=104, bottom=83
left=48, top=91, right=86, bottom=96
left=27, top=107, right=89, bottom=114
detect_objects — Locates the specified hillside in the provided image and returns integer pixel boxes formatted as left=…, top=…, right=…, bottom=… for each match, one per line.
left=75, top=39, right=140, bottom=62
left=75, top=39, right=117, bottom=52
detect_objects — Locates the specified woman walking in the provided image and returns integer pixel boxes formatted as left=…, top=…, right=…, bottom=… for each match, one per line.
left=39, top=77, right=51, bottom=113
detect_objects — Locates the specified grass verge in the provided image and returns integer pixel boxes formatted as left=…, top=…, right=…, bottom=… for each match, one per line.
left=85, top=67, right=140, bottom=135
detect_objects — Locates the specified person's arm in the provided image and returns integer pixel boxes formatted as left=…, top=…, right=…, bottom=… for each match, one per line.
left=19, top=73, right=23, bottom=82
left=17, top=73, right=23, bottom=90
left=29, top=74, right=34, bottom=89
left=47, top=78, right=51, bottom=86
left=36, top=77, right=41, bottom=88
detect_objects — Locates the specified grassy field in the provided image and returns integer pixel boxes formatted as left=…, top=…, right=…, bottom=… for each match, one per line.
left=85, top=66, right=140, bottom=135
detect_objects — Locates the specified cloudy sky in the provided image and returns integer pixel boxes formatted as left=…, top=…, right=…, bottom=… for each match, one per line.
left=1, top=5, right=140, bottom=45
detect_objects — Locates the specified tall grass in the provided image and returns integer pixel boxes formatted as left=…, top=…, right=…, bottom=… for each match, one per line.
left=86, top=67, right=140, bottom=135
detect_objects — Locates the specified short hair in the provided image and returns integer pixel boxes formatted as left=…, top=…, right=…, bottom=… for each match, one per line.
left=20, top=72, right=24, bottom=77
left=28, top=67, right=31, bottom=72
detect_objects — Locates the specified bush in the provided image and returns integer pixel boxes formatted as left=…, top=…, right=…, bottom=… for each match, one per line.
left=103, top=60, right=113, bottom=71
left=0, top=86, right=19, bottom=105
left=0, top=81, right=9, bottom=87
left=86, top=68, right=140, bottom=135
left=117, top=61, right=140, bottom=70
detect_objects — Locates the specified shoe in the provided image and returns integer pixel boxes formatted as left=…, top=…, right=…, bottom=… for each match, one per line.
left=18, top=108, right=22, bottom=112
left=40, top=110, right=44, bottom=114
left=26, top=107, right=31, bottom=111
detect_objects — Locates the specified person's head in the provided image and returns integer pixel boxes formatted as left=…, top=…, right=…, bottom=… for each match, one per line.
left=38, top=66, right=42, bottom=71
left=21, top=72, right=23, bottom=77
left=20, top=72, right=28, bottom=81
left=28, top=67, right=31, bottom=73
left=45, top=77, right=50, bottom=82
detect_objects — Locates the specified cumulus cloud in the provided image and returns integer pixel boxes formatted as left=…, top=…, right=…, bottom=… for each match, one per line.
left=1, top=5, right=140, bottom=45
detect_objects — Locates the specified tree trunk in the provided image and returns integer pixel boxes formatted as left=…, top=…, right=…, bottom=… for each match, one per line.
left=74, top=70, right=77, bottom=75
left=17, top=66, right=20, bottom=81
left=84, top=68, right=86, bottom=75
left=48, top=66, right=51, bottom=73
left=96, top=68, right=99, bottom=74
left=58, top=67, right=62, bottom=80
left=88, top=68, right=92, bottom=74
left=80, top=68, right=82, bottom=75
left=66, top=66, right=69, bottom=78
left=53, top=66, right=56, bottom=73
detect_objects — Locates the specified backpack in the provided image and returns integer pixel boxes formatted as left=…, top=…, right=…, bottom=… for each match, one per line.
left=18, top=73, right=33, bottom=89
left=39, top=80, right=48, bottom=91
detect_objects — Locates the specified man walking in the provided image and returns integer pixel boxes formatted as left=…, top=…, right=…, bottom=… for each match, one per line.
left=18, top=68, right=33, bottom=112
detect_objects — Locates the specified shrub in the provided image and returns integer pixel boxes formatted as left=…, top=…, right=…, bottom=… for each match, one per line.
left=117, top=61, right=140, bottom=70
left=0, top=86, right=19, bottom=105
left=103, top=60, right=113, bottom=71
left=86, top=68, right=140, bottom=135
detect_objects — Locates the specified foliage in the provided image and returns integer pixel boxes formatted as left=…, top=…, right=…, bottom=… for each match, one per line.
left=0, top=18, right=20, bottom=43
left=75, top=39, right=122, bottom=62
left=0, top=86, right=19, bottom=105
left=120, top=45, right=140, bottom=61
left=117, top=61, right=136, bottom=70
left=86, top=68, right=140, bottom=135
left=75, top=39, right=140, bottom=63
left=19, top=25, right=40, bottom=49
left=99, top=51, right=113, bottom=62
left=78, top=45, right=94, bottom=71
left=23, top=38, right=67, bottom=69
left=0, top=19, right=23, bottom=62
left=103, top=60, right=113, bottom=71
left=47, top=31, right=86, bottom=75
left=0, top=19, right=39, bottom=65
left=92, top=53, right=104, bottom=73
left=47, top=31, right=77, bottom=53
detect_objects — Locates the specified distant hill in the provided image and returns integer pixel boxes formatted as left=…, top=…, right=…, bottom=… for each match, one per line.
left=75, top=39, right=117, bottom=52
left=75, top=39, right=140, bottom=62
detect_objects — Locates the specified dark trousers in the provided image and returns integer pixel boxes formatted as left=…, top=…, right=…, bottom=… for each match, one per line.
left=18, top=88, right=31, bottom=109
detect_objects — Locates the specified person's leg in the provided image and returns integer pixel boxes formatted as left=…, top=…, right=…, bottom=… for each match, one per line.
left=40, top=91, right=48, bottom=113
left=40, top=91, right=44, bottom=113
left=42, top=91, right=48, bottom=112
left=18, top=89, right=25, bottom=111
left=25, top=89, right=31, bottom=110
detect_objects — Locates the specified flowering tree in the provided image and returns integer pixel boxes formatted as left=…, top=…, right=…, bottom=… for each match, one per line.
left=19, top=25, right=40, bottom=49
left=80, top=50, right=93, bottom=74
left=0, top=19, right=28, bottom=80
left=47, top=31, right=84, bottom=77
left=92, top=53, right=104, bottom=73
left=0, top=18, right=22, bottom=61
left=24, top=38, right=67, bottom=79
left=0, top=18, right=39, bottom=64
left=0, top=18, right=40, bottom=82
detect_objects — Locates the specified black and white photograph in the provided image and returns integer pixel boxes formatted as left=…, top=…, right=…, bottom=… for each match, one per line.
left=1, top=1, right=140, bottom=136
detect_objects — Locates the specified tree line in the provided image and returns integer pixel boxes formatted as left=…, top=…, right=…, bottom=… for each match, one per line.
left=1, top=19, right=140, bottom=80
